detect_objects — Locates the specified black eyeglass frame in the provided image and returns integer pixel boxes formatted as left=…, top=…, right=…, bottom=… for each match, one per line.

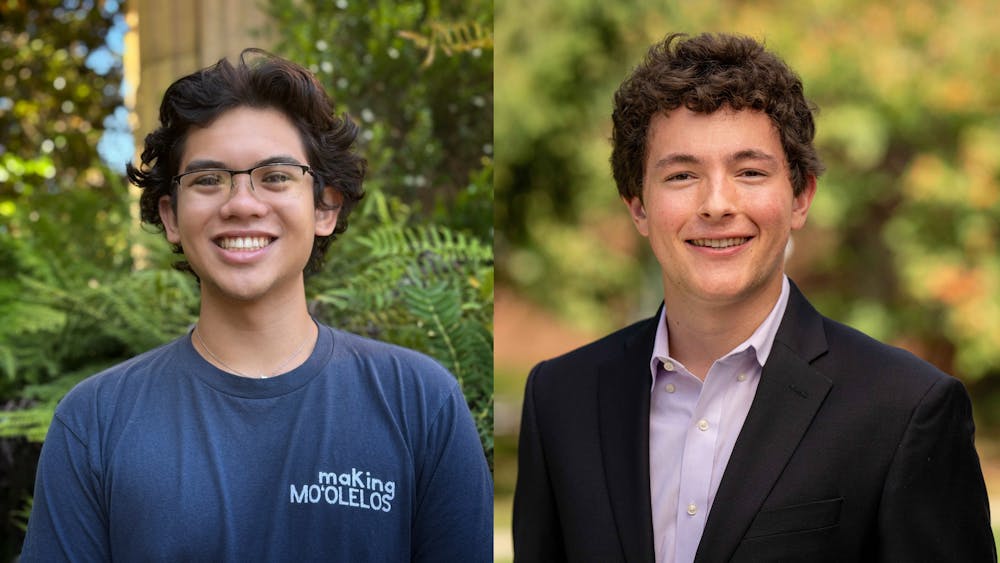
left=170, top=163, right=317, bottom=194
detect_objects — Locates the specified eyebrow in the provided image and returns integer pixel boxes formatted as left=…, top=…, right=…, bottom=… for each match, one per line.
left=650, top=153, right=700, bottom=170
left=729, top=149, right=780, bottom=166
left=650, top=149, right=780, bottom=170
left=181, top=155, right=305, bottom=173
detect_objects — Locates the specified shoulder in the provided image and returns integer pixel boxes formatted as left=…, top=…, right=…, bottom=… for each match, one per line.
left=318, top=326, right=480, bottom=465
left=526, top=313, right=656, bottom=393
left=326, top=327, right=457, bottom=387
left=820, top=315, right=951, bottom=385
left=58, top=338, right=184, bottom=409
left=808, top=310, right=968, bottom=422
left=782, top=283, right=957, bottom=398
left=51, top=337, right=187, bottom=440
left=539, top=315, right=653, bottom=368
left=321, top=326, right=463, bottom=417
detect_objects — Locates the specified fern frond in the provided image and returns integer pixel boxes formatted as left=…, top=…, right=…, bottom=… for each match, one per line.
left=0, top=407, right=54, bottom=442
left=0, top=345, right=15, bottom=380
left=16, top=269, right=197, bottom=354
left=11, top=496, right=32, bottom=533
left=398, top=20, right=494, bottom=68
left=359, top=224, right=491, bottom=264
left=399, top=282, right=492, bottom=389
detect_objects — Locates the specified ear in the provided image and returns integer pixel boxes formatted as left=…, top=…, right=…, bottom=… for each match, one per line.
left=158, top=195, right=182, bottom=244
left=790, top=175, right=817, bottom=231
left=623, top=195, right=650, bottom=237
left=315, top=186, right=343, bottom=237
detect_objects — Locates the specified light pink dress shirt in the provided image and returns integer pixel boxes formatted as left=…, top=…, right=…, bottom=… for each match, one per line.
left=648, top=276, right=790, bottom=563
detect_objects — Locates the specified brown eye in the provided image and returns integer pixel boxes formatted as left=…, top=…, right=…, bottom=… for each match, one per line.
left=181, top=171, right=229, bottom=191
left=252, top=164, right=307, bottom=193
left=261, top=172, right=293, bottom=183
left=192, top=173, right=226, bottom=186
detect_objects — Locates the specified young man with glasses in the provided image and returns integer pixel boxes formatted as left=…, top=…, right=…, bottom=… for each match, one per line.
left=22, top=50, right=492, bottom=561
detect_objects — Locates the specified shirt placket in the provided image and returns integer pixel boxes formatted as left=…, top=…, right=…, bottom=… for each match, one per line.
left=650, top=361, right=699, bottom=562
left=673, top=368, right=724, bottom=563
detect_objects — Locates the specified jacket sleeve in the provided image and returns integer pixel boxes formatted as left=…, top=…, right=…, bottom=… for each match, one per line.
left=513, top=362, right=568, bottom=562
left=877, top=376, right=995, bottom=561
left=20, top=414, right=111, bottom=562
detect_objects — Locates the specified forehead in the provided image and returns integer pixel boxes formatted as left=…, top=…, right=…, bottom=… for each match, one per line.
left=179, top=106, right=306, bottom=169
left=646, top=107, right=784, bottom=164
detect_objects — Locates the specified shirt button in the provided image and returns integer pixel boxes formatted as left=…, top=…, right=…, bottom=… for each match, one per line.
left=697, top=419, right=709, bottom=431
left=664, top=383, right=676, bottom=393
left=662, top=360, right=675, bottom=371
left=737, top=373, right=747, bottom=382
left=687, top=503, right=698, bottom=516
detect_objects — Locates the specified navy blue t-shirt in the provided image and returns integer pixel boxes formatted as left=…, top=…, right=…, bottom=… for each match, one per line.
left=22, top=325, right=492, bottom=561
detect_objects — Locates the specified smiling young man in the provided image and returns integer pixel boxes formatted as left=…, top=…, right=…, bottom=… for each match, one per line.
left=22, top=50, right=491, bottom=561
left=513, top=33, right=994, bottom=562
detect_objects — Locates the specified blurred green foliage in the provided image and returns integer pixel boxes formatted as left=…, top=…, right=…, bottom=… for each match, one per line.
left=265, top=0, right=494, bottom=241
left=0, top=1, right=135, bottom=411
left=495, top=0, right=1000, bottom=389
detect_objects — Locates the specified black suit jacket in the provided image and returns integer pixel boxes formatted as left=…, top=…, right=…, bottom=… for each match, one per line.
left=513, top=282, right=995, bottom=562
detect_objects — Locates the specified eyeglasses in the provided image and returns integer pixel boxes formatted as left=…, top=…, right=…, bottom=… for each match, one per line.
left=172, top=163, right=316, bottom=204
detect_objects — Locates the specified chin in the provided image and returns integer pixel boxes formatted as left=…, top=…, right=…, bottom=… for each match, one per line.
left=199, top=276, right=270, bottom=302
left=692, top=278, right=760, bottom=302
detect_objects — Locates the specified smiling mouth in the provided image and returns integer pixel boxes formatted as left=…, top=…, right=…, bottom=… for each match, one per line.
left=689, top=237, right=751, bottom=249
left=215, top=236, right=275, bottom=251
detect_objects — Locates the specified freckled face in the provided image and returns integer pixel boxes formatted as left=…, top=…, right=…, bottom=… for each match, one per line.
left=624, top=108, right=815, bottom=308
left=158, top=106, right=341, bottom=304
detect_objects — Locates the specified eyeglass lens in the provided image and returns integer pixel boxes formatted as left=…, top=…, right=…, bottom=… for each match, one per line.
left=177, top=164, right=310, bottom=202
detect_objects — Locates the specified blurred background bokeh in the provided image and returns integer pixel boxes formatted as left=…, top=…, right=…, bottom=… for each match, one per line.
left=0, top=1, right=491, bottom=558
left=495, top=0, right=1000, bottom=559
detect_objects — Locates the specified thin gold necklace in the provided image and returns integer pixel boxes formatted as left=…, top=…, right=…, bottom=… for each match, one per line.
left=193, top=325, right=311, bottom=379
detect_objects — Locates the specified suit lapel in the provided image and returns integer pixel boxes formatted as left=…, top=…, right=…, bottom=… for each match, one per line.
left=695, top=283, right=833, bottom=563
left=598, top=312, right=658, bottom=563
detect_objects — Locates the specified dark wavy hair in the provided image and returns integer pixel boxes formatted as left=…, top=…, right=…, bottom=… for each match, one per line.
left=126, top=48, right=366, bottom=275
left=611, top=33, right=824, bottom=201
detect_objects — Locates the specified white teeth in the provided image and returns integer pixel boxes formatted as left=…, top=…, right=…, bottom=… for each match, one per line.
left=690, top=237, right=750, bottom=249
left=218, top=237, right=272, bottom=250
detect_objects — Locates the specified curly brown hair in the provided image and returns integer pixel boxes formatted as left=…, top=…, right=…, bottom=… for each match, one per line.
left=126, top=48, right=366, bottom=275
left=611, top=33, right=824, bottom=201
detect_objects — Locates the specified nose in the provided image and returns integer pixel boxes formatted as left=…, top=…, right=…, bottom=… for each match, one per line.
left=219, top=172, right=268, bottom=217
left=698, top=176, right=738, bottom=220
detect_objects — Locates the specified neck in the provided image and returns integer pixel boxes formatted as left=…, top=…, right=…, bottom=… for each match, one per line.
left=193, top=288, right=316, bottom=378
left=663, top=278, right=783, bottom=380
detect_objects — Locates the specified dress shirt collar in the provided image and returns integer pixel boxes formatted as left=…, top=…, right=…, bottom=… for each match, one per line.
left=649, top=276, right=791, bottom=390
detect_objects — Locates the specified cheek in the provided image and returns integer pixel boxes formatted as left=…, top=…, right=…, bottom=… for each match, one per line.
left=748, top=196, right=795, bottom=227
left=765, top=203, right=792, bottom=220
left=645, top=205, right=689, bottom=238
left=172, top=204, right=215, bottom=242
